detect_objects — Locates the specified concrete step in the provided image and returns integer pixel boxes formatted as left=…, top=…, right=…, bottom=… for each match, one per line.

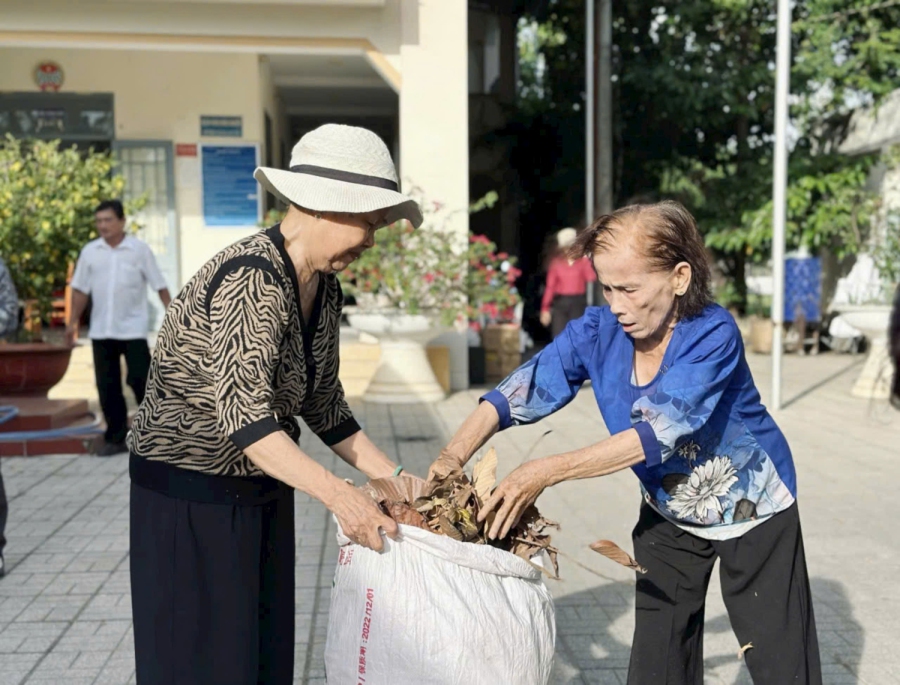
left=0, top=397, right=98, bottom=457
left=49, top=339, right=442, bottom=403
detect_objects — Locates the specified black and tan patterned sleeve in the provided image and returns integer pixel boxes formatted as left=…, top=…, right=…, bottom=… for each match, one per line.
left=302, top=279, right=360, bottom=446
left=208, top=259, right=290, bottom=450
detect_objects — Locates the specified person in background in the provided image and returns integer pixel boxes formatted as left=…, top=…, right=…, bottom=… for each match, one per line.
left=0, top=255, right=20, bottom=577
left=519, top=233, right=558, bottom=353
left=540, top=227, right=597, bottom=338
left=890, top=283, right=900, bottom=409
left=66, top=200, right=171, bottom=457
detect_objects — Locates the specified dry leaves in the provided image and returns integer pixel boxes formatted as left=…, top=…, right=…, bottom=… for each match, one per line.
left=385, top=502, right=429, bottom=530
left=472, top=447, right=498, bottom=505
left=589, top=540, right=648, bottom=574
left=363, top=449, right=560, bottom=578
left=364, top=451, right=646, bottom=581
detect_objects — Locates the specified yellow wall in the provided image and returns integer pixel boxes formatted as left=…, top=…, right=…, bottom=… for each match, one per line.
left=0, top=47, right=265, bottom=286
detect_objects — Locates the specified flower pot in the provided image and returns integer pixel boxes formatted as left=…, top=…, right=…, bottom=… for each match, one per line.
left=345, top=310, right=447, bottom=403
left=749, top=317, right=773, bottom=355
left=835, top=304, right=893, bottom=400
left=0, top=343, right=74, bottom=397
left=482, top=323, right=520, bottom=354
left=344, top=311, right=435, bottom=343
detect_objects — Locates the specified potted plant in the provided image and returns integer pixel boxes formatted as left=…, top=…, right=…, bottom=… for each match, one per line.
left=340, top=214, right=469, bottom=330
left=836, top=207, right=900, bottom=398
left=338, top=191, right=514, bottom=400
left=746, top=292, right=774, bottom=355
left=337, top=192, right=474, bottom=402
left=0, top=136, right=145, bottom=396
left=466, top=234, right=522, bottom=384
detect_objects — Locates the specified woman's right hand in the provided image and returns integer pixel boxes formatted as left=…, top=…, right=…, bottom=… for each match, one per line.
left=427, top=449, right=466, bottom=482
left=330, top=483, right=399, bottom=553
left=540, top=311, right=552, bottom=327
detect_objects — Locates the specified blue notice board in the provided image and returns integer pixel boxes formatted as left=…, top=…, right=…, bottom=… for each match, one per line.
left=201, top=145, right=259, bottom=227
left=784, top=256, right=822, bottom=322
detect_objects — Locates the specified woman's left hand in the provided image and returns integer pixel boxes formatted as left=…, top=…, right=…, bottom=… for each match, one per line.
left=477, top=459, right=553, bottom=540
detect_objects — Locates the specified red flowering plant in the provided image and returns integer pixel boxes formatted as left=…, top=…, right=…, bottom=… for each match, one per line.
left=262, top=191, right=517, bottom=329
left=338, top=191, right=474, bottom=327
left=466, top=234, right=522, bottom=332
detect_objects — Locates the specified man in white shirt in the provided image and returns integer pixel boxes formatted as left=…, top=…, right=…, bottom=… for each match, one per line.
left=66, top=200, right=171, bottom=457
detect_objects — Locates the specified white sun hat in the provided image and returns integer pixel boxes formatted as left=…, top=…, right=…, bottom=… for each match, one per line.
left=556, top=227, right=577, bottom=248
left=254, top=124, right=423, bottom=228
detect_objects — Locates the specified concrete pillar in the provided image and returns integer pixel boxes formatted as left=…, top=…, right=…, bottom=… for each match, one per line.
left=399, top=0, right=470, bottom=390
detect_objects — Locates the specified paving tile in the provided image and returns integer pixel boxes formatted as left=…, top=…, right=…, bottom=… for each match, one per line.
left=0, top=354, right=898, bottom=683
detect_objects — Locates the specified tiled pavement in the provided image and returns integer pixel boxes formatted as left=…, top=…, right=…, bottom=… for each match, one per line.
left=1, top=351, right=898, bottom=684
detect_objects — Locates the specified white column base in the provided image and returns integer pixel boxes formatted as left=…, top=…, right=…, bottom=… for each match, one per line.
left=850, top=337, right=892, bottom=400
left=363, top=339, right=446, bottom=404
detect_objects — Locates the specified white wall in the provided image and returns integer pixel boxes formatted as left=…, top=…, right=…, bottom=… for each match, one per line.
left=0, top=0, right=404, bottom=73
left=399, top=0, right=470, bottom=389
left=259, top=55, right=285, bottom=170
left=840, top=89, right=900, bottom=156
left=0, top=47, right=265, bottom=286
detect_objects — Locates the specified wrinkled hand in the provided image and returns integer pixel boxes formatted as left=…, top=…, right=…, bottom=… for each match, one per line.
left=427, top=449, right=466, bottom=482
left=477, top=460, right=551, bottom=540
left=331, top=485, right=399, bottom=552
left=539, top=311, right=551, bottom=328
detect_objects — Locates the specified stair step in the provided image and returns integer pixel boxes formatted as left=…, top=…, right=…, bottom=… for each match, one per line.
left=0, top=397, right=91, bottom=431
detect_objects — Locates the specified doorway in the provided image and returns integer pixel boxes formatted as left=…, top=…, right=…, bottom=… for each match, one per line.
left=113, top=141, right=179, bottom=334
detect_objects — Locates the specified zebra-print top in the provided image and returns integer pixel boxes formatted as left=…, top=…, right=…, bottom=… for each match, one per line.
left=128, top=224, right=359, bottom=477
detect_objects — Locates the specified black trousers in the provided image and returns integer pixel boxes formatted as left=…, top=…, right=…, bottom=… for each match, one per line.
left=551, top=294, right=588, bottom=339
left=130, top=482, right=296, bottom=685
left=0, top=460, right=7, bottom=556
left=92, top=339, right=151, bottom=444
left=628, top=503, right=821, bottom=684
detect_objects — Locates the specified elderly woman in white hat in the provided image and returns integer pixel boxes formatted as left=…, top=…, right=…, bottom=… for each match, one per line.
left=539, top=226, right=597, bottom=338
left=127, top=124, right=421, bottom=684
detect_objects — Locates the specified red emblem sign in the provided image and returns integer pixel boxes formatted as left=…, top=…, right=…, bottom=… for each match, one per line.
left=34, top=62, right=64, bottom=92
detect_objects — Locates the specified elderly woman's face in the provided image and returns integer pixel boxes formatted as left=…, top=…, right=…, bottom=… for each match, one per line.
left=592, top=229, right=690, bottom=343
left=319, top=209, right=389, bottom=273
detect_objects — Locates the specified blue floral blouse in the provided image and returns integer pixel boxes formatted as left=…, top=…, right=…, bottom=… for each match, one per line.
left=481, top=305, right=797, bottom=537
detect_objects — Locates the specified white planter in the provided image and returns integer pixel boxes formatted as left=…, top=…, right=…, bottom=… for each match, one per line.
left=345, top=310, right=448, bottom=404
left=836, top=304, right=893, bottom=400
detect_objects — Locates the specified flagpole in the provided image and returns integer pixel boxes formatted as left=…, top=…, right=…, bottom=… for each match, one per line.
left=771, top=0, right=792, bottom=410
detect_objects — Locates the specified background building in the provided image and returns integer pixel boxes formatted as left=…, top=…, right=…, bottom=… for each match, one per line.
left=1, top=0, right=526, bottom=388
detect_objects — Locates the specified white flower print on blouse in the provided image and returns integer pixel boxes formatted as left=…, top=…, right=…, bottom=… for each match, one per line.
left=677, top=440, right=701, bottom=465
left=668, top=456, right=738, bottom=521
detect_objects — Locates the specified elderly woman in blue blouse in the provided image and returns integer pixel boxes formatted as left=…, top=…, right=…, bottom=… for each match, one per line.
left=429, top=201, right=821, bottom=685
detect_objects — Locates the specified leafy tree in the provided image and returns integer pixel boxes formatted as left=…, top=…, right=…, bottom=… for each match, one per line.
left=511, top=0, right=900, bottom=310
left=0, top=136, right=147, bottom=329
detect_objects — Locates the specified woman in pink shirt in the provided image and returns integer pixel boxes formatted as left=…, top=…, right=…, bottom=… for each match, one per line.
left=540, top=227, right=597, bottom=337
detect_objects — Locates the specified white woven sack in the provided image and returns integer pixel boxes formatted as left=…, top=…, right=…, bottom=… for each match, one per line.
left=325, top=522, right=556, bottom=685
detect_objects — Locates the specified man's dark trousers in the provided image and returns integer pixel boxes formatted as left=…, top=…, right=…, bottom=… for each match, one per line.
left=92, top=339, right=151, bottom=444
